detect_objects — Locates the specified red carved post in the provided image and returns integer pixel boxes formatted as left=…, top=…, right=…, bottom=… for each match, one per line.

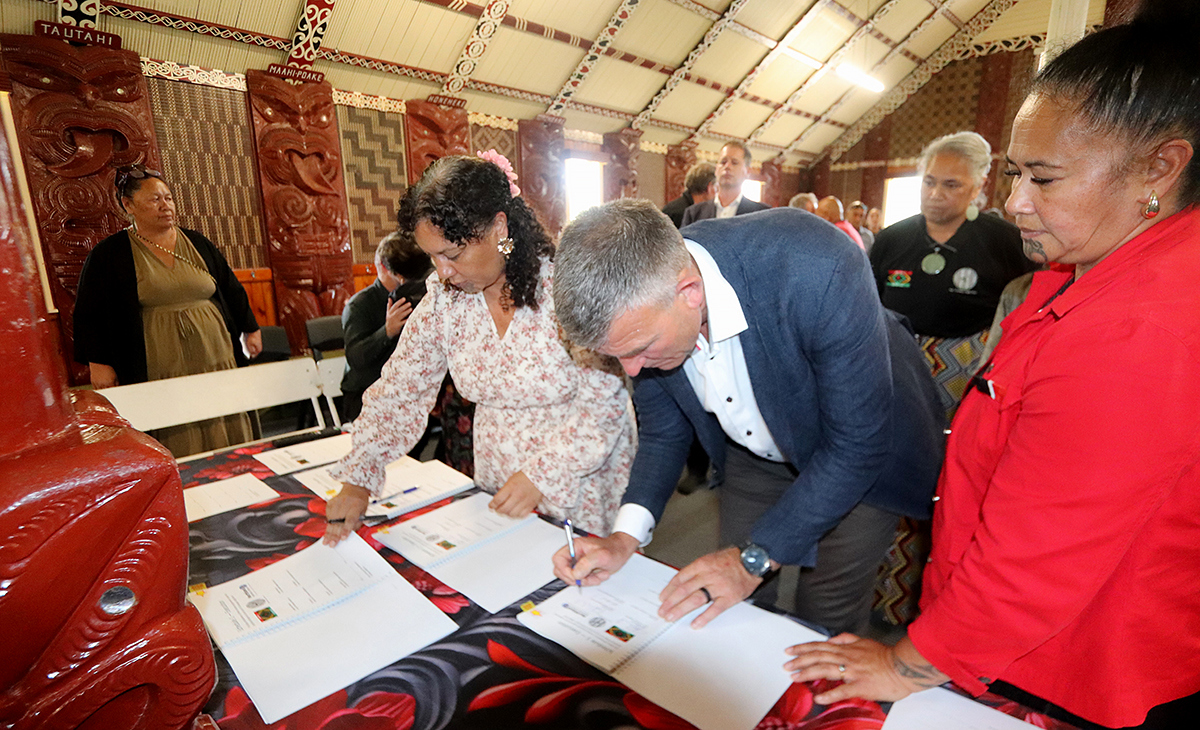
left=404, top=99, right=471, bottom=186
left=0, top=98, right=214, bottom=730
left=664, top=142, right=697, bottom=203
left=517, top=115, right=566, bottom=240
left=975, top=52, right=1013, bottom=210
left=760, top=155, right=783, bottom=209
left=0, top=33, right=161, bottom=384
left=602, top=127, right=641, bottom=202
left=246, top=70, right=353, bottom=354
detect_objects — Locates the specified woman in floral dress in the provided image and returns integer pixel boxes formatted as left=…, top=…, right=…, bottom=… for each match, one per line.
left=324, top=155, right=634, bottom=541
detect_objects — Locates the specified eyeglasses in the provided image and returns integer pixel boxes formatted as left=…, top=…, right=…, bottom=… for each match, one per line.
left=115, top=166, right=164, bottom=190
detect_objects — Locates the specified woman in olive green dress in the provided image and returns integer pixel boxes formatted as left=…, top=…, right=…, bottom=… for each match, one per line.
left=74, top=165, right=263, bottom=457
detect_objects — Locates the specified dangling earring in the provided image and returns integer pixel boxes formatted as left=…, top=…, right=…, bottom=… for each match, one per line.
left=1142, top=191, right=1159, bottom=219
left=497, top=237, right=514, bottom=257
left=965, top=203, right=979, bottom=221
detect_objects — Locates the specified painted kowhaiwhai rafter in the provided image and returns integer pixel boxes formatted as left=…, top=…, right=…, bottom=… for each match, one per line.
left=818, top=0, right=1020, bottom=163
left=547, top=0, right=643, bottom=115
left=786, top=0, right=951, bottom=153
left=631, top=0, right=750, bottom=129
left=441, top=0, right=510, bottom=95
left=748, top=0, right=907, bottom=145
left=690, top=0, right=835, bottom=143
left=286, top=0, right=337, bottom=68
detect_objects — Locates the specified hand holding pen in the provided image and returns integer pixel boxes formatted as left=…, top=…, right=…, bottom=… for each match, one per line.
left=563, top=517, right=581, bottom=591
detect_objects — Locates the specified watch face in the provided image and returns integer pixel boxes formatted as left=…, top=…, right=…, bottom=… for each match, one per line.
left=740, top=543, right=770, bottom=577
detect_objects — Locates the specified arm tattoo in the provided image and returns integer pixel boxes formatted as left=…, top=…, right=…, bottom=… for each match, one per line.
left=893, top=655, right=947, bottom=689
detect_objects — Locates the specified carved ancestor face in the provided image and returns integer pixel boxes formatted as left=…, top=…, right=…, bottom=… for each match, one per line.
left=250, top=76, right=340, bottom=196
left=4, top=40, right=150, bottom=178
left=405, top=101, right=471, bottom=183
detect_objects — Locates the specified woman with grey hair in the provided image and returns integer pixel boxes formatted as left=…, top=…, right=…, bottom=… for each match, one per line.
left=868, top=130, right=1036, bottom=419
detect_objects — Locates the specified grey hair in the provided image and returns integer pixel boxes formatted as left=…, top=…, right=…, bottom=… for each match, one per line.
left=554, top=199, right=690, bottom=349
left=789, top=192, right=818, bottom=209
left=917, top=131, right=992, bottom=184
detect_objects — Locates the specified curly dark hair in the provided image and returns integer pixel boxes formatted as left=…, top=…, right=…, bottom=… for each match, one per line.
left=397, top=156, right=553, bottom=309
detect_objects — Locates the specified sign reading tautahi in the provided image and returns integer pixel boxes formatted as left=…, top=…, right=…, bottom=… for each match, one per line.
left=34, top=21, right=121, bottom=49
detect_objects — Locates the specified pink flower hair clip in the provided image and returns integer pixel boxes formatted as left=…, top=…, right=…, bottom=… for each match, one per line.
left=476, top=149, right=521, bottom=197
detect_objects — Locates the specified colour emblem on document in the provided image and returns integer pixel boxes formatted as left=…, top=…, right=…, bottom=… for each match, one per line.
left=886, top=269, right=912, bottom=288
left=605, top=626, right=634, bottom=642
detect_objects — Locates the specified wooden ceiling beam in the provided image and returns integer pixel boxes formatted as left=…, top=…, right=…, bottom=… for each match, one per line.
left=546, top=0, right=644, bottom=115
left=440, top=0, right=511, bottom=95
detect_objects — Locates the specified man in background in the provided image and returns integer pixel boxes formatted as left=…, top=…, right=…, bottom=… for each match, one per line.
left=681, top=141, right=769, bottom=225
left=816, top=195, right=865, bottom=250
left=789, top=192, right=818, bottom=212
left=847, top=200, right=875, bottom=252
left=340, top=231, right=432, bottom=422
left=662, top=161, right=716, bottom=228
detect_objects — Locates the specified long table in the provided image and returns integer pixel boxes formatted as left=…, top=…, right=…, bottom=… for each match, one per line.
left=183, top=434, right=1074, bottom=729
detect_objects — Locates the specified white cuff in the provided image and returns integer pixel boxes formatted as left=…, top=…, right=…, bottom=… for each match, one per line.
left=612, top=503, right=656, bottom=547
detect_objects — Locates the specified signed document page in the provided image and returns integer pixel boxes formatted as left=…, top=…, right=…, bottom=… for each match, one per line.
left=294, top=456, right=472, bottom=519
left=183, top=473, right=279, bottom=522
left=252, top=433, right=354, bottom=475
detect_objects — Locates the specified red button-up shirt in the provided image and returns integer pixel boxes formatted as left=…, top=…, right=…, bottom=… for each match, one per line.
left=909, top=206, right=1200, bottom=728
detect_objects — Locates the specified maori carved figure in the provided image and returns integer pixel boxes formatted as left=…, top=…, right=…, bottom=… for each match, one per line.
left=517, top=116, right=566, bottom=240
left=404, top=99, right=471, bottom=185
left=247, top=70, right=353, bottom=354
left=603, top=127, right=641, bottom=202
left=760, top=155, right=782, bottom=209
left=0, top=34, right=161, bottom=384
left=0, top=125, right=214, bottom=730
left=664, top=142, right=697, bottom=203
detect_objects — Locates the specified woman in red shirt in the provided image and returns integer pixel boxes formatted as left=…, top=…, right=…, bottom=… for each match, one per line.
left=785, top=2, right=1200, bottom=728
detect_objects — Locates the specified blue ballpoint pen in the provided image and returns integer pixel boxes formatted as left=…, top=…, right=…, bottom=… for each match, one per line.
left=563, top=517, right=581, bottom=591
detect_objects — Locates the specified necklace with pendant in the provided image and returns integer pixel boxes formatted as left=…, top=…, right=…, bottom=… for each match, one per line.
left=128, top=225, right=212, bottom=280
left=921, top=235, right=956, bottom=275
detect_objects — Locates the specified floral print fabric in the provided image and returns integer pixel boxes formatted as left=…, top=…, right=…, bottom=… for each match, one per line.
left=331, top=260, right=635, bottom=535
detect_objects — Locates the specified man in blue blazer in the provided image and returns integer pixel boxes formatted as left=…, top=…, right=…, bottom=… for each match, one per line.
left=552, top=200, right=943, bottom=636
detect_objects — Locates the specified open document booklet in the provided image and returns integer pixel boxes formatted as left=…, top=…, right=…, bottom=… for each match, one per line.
left=188, top=534, right=457, bottom=724
left=373, top=492, right=565, bottom=613
left=518, top=553, right=823, bottom=730
left=251, top=432, right=354, bottom=475
left=295, top=455, right=474, bottom=519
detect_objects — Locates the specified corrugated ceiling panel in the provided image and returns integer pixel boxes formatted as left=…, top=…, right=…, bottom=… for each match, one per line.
left=324, top=0, right=427, bottom=61
left=0, top=1, right=55, bottom=34
left=792, top=69, right=856, bottom=111
left=559, top=107, right=632, bottom=136
left=792, top=121, right=842, bottom=153
left=745, top=55, right=818, bottom=102
left=458, top=90, right=548, bottom=122
left=948, top=0, right=993, bottom=27
left=735, top=0, right=817, bottom=41
left=125, top=0, right=298, bottom=38
left=182, top=39, right=283, bottom=76
left=472, top=26, right=586, bottom=97
left=639, top=126, right=689, bottom=148
left=707, top=98, right=774, bottom=138
left=789, top=11, right=853, bottom=62
left=827, top=91, right=880, bottom=125
left=314, top=59, right=438, bottom=99
left=573, top=56, right=668, bottom=114
left=324, top=3, right=474, bottom=74
left=870, top=0, right=936, bottom=40
left=615, top=0, right=710, bottom=66
left=755, top=112, right=811, bottom=147
left=902, top=15, right=955, bottom=57
left=651, top=81, right=729, bottom=128
left=686, top=30, right=771, bottom=89
left=974, top=0, right=1105, bottom=42
left=511, top=0, right=627, bottom=39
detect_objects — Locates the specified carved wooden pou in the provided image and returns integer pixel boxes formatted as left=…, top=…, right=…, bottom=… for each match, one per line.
left=0, top=33, right=161, bottom=384
left=246, top=70, right=353, bottom=354
left=404, top=99, right=470, bottom=185
left=603, top=128, right=641, bottom=202
left=0, top=108, right=214, bottom=730
left=517, top=116, right=566, bottom=240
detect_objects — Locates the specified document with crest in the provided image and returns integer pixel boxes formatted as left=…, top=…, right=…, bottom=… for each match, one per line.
left=252, top=433, right=354, bottom=475
left=883, top=687, right=1036, bottom=729
left=188, top=534, right=456, bottom=724
left=373, top=492, right=563, bottom=612
left=518, top=553, right=823, bottom=730
left=295, top=457, right=473, bottom=519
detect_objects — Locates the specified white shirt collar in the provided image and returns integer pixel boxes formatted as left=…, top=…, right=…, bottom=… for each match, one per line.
left=716, top=193, right=743, bottom=218
left=683, top=239, right=747, bottom=345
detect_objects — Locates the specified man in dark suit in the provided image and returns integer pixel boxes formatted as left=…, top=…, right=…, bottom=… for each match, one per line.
left=552, top=200, right=943, bottom=636
left=680, top=141, right=770, bottom=226
left=340, top=231, right=431, bottom=421
left=661, top=161, right=716, bottom=228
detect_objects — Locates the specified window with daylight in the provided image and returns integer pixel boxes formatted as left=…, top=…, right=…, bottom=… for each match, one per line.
left=741, top=179, right=763, bottom=202
left=882, top=175, right=921, bottom=227
left=565, top=157, right=605, bottom=222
